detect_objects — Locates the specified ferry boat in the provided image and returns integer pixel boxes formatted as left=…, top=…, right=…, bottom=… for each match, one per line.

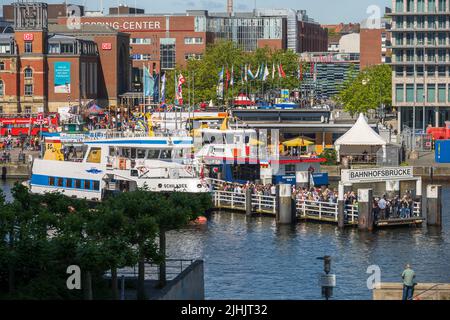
left=194, top=126, right=327, bottom=185
left=29, top=135, right=210, bottom=201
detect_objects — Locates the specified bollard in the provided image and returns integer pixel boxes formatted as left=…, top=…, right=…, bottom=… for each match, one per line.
left=245, top=187, right=252, bottom=216
left=426, top=185, right=442, bottom=227
left=337, top=182, right=345, bottom=228
left=358, top=189, right=374, bottom=231
left=277, top=184, right=294, bottom=224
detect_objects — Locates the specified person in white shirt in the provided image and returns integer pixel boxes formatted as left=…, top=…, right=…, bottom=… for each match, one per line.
left=378, top=195, right=387, bottom=219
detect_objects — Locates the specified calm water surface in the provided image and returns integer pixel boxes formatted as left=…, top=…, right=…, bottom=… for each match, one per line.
left=2, top=179, right=450, bottom=300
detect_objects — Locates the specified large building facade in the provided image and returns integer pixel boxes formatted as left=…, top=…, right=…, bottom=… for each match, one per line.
left=390, top=0, right=450, bottom=131
left=0, top=2, right=130, bottom=114
left=54, top=5, right=327, bottom=86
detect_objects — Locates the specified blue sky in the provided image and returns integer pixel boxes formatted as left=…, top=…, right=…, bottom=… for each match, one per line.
left=0, top=0, right=392, bottom=24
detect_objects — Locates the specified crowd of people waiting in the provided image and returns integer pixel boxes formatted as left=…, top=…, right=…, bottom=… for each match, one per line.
left=217, top=181, right=418, bottom=220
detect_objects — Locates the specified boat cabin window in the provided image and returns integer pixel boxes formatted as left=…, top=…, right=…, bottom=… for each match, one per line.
left=172, top=149, right=185, bottom=159
left=137, top=149, right=146, bottom=159
left=160, top=149, right=172, bottom=159
left=87, top=147, right=102, bottom=163
left=75, top=180, right=81, bottom=189
left=57, top=178, right=64, bottom=187
left=48, top=177, right=55, bottom=186
left=93, top=181, right=100, bottom=191
left=121, top=148, right=131, bottom=158
left=83, top=180, right=90, bottom=190
left=147, top=150, right=160, bottom=159
left=109, top=147, right=119, bottom=157
left=130, top=148, right=137, bottom=159
left=66, top=179, right=73, bottom=188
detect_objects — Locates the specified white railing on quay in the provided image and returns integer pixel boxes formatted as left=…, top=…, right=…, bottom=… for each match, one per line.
left=213, top=190, right=246, bottom=210
left=345, top=204, right=359, bottom=224
left=251, top=194, right=276, bottom=214
left=296, top=200, right=339, bottom=221
left=413, top=202, right=421, bottom=217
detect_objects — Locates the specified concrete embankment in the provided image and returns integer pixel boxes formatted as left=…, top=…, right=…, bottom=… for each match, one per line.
left=373, top=283, right=450, bottom=300
left=1, top=164, right=30, bottom=179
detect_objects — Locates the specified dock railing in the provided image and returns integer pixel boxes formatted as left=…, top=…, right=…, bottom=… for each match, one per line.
left=213, top=190, right=247, bottom=211
left=296, top=199, right=359, bottom=225
left=251, top=194, right=277, bottom=214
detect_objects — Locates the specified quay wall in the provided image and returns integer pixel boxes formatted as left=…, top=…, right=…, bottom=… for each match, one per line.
left=155, top=260, right=205, bottom=301
left=373, top=283, right=450, bottom=300
left=1, top=164, right=30, bottom=179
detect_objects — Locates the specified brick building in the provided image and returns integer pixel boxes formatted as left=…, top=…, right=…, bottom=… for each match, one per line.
left=360, top=17, right=392, bottom=69
left=0, top=2, right=130, bottom=114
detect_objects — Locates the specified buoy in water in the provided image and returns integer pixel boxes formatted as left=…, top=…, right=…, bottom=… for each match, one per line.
left=195, top=216, right=208, bottom=224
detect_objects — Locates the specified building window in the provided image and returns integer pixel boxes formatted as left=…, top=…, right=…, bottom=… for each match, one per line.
left=24, top=41, right=32, bottom=53
left=48, top=43, right=60, bottom=54
left=130, top=38, right=152, bottom=44
left=417, top=84, right=425, bottom=103
left=428, top=0, right=436, bottom=13
left=24, top=67, right=33, bottom=78
left=417, top=66, right=424, bottom=77
left=24, top=84, right=33, bottom=96
left=438, top=0, right=446, bottom=11
left=0, top=62, right=4, bottom=71
left=160, top=38, right=176, bottom=70
left=418, top=0, right=425, bottom=12
left=396, top=84, right=404, bottom=103
left=0, top=80, right=4, bottom=96
left=24, top=106, right=32, bottom=114
left=438, top=66, right=446, bottom=77
left=184, top=37, right=203, bottom=45
left=407, top=0, right=414, bottom=12
left=406, top=84, right=414, bottom=102
left=428, top=84, right=436, bottom=103
left=395, top=0, right=403, bottom=12
left=427, top=66, right=436, bottom=76
left=60, top=43, right=74, bottom=54
left=395, top=66, right=403, bottom=77
left=0, top=45, right=11, bottom=54
left=438, top=84, right=446, bottom=102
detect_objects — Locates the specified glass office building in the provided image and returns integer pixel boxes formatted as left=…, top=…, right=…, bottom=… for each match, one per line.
left=390, top=0, right=450, bottom=131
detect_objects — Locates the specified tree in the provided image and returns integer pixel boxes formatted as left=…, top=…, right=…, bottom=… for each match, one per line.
left=336, top=64, right=392, bottom=116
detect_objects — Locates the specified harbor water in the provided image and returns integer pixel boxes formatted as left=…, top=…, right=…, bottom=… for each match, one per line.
left=2, top=179, right=450, bottom=300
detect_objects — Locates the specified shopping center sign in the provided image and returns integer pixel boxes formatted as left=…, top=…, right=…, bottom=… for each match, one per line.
left=341, top=167, right=414, bottom=184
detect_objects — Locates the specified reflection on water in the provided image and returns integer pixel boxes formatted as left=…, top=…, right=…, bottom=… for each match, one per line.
left=1, top=180, right=450, bottom=300
left=165, top=186, right=450, bottom=300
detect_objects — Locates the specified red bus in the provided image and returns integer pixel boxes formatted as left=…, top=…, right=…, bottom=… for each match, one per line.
left=0, top=113, right=59, bottom=136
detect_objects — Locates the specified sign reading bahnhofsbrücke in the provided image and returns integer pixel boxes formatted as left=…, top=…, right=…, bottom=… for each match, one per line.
left=341, top=167, right=414, bottom=183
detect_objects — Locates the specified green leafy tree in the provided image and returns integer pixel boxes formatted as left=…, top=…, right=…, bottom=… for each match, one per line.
left=336, top=64, right=392, bottom=116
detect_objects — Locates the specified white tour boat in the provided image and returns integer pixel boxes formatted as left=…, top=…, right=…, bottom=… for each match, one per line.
left=29, top=134, right=210, bottom=201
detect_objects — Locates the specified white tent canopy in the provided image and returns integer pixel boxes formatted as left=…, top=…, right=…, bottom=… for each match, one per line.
left=335, top=113, right=387, bottom=161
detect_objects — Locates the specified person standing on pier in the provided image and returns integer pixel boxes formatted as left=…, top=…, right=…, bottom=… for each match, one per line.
left=401, top=264, right=416, bottom=301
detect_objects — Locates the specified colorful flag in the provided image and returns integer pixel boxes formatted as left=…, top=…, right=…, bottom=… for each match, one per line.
left=259, top=63, right=265, bottom=80
left=225, top=68, right=231, bottom=90
left=143, top=66, right=154, bottom=98
left=153, top=72, right=160, bottom=103
left=176, top=73, right=186, bottom=105
left=217, top=67, right=224, bottom=99
left=263, top=64, right=270, bottom=81
left=247, top=65, right=255, bottom=80
left=230, top=66, right=234, bottom=87
left=279, top=63, right=286, bottom=78
left=160, top=72, right=166, bottom=104
left=244, top=64, right=248, bottom=82
left=254, top=65, right=261, bottom=79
